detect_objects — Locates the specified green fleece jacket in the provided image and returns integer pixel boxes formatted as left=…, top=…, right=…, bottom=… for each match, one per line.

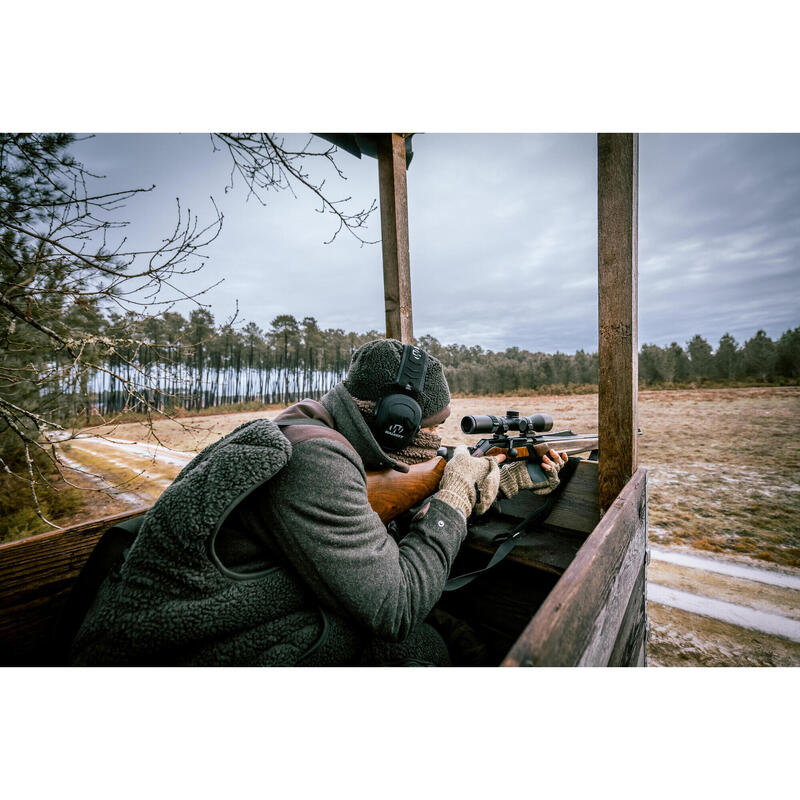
left=70, top=384, right=464, bottom=666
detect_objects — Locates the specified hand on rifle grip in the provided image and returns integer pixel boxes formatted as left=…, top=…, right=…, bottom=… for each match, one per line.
left=500, top=448, right=567, bottom=498
left=434, top=446, right=503, bottom=520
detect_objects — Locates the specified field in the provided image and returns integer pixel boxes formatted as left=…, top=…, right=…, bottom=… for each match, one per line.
left=11, top=386, right=800, bottom=666
left=62, top=385, right=799, bottom=567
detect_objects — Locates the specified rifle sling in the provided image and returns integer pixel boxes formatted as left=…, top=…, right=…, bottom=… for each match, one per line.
left=443, top=456, right=580, bottom=592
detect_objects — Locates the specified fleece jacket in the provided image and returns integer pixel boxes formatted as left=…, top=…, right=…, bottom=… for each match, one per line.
left=69, top=383, right=464, bottom=666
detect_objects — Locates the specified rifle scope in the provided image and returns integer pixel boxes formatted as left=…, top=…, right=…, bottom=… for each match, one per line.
left=460, top=410, right=554, bottom=435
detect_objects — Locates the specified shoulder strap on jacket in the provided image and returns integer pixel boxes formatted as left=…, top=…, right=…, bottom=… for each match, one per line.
left=275, top=399, right=356, bottom=452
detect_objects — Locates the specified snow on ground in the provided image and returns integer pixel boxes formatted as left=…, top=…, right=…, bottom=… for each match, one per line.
left=647, top=584, right=800, bottom=643
left=72, top=434, right=195, bottom=466
left=647, top=550, right=800, bottom=665
left=56, top=450, right=147, bottom=507
left=650, top=547, right=800, bottom=590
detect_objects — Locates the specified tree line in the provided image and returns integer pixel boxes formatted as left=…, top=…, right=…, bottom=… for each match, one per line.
left=637, top=330, right=800, bottom=386
left=84, top=310, right=386, bottom=416
left=429, top=328, right=800, bottom=392
left=43, top=309, right=800, bottom=422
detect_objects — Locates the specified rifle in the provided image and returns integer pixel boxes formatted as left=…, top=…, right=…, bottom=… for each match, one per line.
left=366, top=409, right=598, bottom=523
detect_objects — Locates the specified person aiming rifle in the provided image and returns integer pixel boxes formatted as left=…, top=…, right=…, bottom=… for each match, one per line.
left=68, top=339, right=568, bottom=667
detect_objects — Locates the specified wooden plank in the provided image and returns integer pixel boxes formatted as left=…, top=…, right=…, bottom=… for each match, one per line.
left=377, top=133, right=413, bottom=343
left=636, top=635, right=646, bottom=667
left=472, top=460, right=601, bottom=539
left=542, top=460, right=600, bottom=534
left=501, top=467, right=647, bottom=666
left=597, top=133, right=639, bottom=512
left=0, top=507, right=149, bottom=663
left=607, top=560, right=646, bottom=666
left=576, top=506, right=646, bottom=666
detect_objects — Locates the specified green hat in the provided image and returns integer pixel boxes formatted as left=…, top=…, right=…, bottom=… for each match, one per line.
left=343, top=339, right=451, bottom=427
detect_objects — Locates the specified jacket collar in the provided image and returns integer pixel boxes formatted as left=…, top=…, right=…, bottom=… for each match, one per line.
left=321, top=383, right=410, bottom=473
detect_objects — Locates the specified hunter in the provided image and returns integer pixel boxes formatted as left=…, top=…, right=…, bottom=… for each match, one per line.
left=70, top=339, right=566, bottom=666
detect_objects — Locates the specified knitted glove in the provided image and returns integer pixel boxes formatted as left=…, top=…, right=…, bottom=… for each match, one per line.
left=434, top=446, right=502, bottom=519
left=499, top=451, right=565, bottom=498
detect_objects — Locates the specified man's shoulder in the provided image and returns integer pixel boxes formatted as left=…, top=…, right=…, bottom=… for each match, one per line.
left=286, top=431, right=366, bottom=479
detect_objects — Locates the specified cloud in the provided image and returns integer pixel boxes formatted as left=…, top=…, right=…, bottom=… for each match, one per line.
left=67, top=132, right=800, bottom=353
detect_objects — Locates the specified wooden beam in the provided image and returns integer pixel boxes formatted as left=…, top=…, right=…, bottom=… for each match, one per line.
left=597, top=133, right=639, bottom=512
left=377, top=133, right=413, bottom=343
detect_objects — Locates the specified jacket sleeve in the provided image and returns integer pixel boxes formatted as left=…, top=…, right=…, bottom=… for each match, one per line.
left=261, top=437, right=467, bottom=642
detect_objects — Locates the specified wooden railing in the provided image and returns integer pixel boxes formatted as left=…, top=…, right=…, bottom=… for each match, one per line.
left=0, top=506, right=150, bottom=664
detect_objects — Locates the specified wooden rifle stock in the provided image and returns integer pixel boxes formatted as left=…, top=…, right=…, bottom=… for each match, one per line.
left=366, top=457, right=447, bottom=524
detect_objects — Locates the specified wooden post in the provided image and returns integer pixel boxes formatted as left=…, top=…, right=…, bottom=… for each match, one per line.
left=377, top=133, right=413, bottom=343
left=597, top=133, right=639, bottom=512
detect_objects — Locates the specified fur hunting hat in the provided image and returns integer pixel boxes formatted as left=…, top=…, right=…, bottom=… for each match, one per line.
left=343, top=338, right=451, bottom=427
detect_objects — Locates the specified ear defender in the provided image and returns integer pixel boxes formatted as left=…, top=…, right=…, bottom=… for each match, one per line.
left=372, top=345, right=429, bottom=451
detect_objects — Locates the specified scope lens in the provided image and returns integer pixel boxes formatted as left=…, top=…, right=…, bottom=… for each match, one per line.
left=461, top=415, right=498, bottom=434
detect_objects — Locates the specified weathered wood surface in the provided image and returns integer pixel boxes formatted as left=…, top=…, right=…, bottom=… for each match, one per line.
left=467, top=460, right=600, bottom=575
left=0, top=507, right=149, bottom=663
left=501, top=467, right=648, bottom=666
left=607, top=561, right=647, bottom=667
left=377, top=133, right=413, bottom=343
left=597, top=133, right=639, bottom=512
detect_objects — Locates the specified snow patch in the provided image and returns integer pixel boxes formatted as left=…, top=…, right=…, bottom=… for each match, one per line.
left=57, top=452, right=144, bottom=507
left=650, top=547, right=800, bottom=590
left=648, top=583, right=800, bottom=643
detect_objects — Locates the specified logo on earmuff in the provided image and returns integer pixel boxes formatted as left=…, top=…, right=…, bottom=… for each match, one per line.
left=385, top=423, right=406, bottom=439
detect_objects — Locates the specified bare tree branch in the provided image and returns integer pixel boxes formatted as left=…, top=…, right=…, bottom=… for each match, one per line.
left=211, top=133, right=379, bottom=245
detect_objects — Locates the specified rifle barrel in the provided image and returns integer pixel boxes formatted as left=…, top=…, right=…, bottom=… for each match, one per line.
left=530, top=435, right=598, bottom=457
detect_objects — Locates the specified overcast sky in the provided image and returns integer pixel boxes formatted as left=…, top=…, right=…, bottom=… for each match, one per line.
left=68, top=133, right=800, bottom=354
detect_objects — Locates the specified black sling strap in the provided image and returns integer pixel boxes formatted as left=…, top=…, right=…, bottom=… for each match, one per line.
left=443, top=457, right=581, bottom=592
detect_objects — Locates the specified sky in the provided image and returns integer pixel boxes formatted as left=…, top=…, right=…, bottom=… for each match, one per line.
left=67, top=132, right=800, bottom=354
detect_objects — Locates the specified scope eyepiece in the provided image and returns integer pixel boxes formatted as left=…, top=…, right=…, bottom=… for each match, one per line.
left=518, top=413, right=554, bottom=433
left=460, top=411, right=554, bottom=435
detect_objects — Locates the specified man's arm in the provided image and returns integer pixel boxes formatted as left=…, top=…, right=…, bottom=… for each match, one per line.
left=261, top=437, right=467, bottom=642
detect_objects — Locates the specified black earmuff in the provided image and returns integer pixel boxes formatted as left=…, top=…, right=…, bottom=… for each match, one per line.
left=373, top=345, right=429, bottom=451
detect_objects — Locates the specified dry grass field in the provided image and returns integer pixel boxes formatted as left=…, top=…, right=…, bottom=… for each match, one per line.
left=72, top=385, right=800, bottom=568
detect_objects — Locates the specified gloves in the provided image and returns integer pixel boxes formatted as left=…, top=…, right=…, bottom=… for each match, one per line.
left=499, top=450, right=566, bottom=499
left=434, top=446, right=502, bottom=520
